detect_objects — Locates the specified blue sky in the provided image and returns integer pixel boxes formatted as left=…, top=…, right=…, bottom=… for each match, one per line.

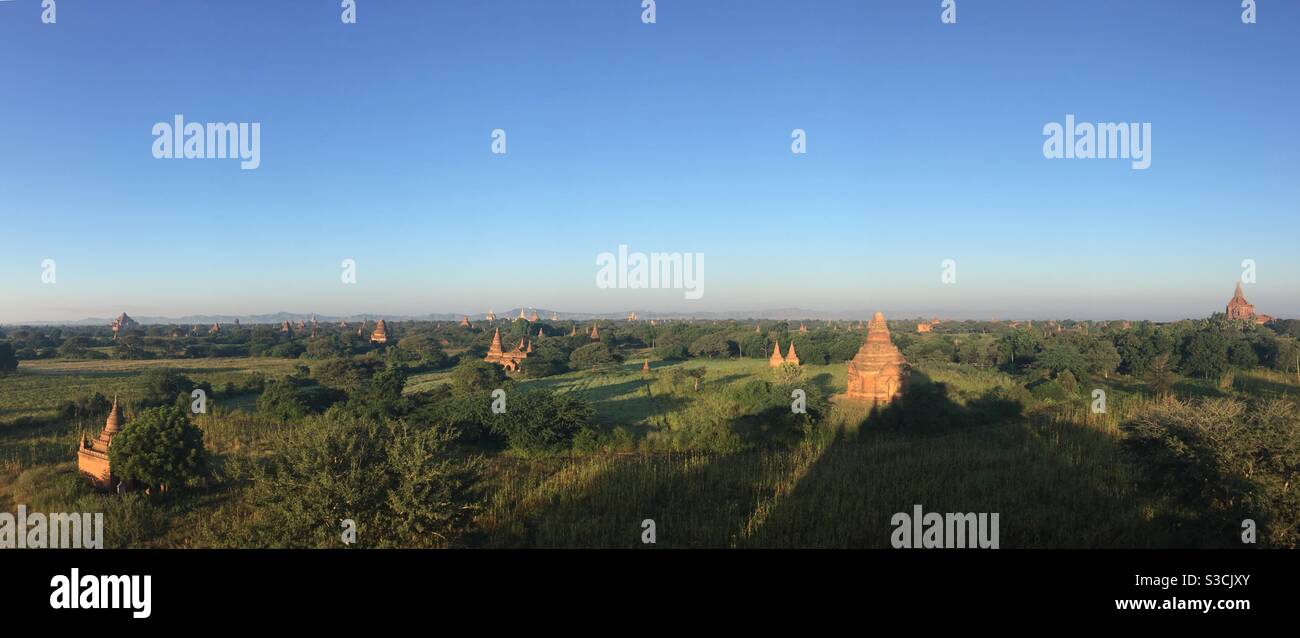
left=1, top=0, right=1296, bottom=323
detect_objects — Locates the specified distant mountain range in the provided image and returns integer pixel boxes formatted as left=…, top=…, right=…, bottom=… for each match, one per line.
left=6, top=307, right=992, bottom=326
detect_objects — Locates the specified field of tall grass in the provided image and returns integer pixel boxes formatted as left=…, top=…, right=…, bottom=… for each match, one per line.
left=2, top=349, right=1295, bottom=548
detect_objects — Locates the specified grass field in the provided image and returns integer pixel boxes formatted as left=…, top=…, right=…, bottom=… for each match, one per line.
left=3, top=348, right=1296, bottom=548
left=0, top=357, right=301, bottom=420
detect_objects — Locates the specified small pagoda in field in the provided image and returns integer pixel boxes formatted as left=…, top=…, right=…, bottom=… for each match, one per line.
left=769, top=341, right=785, bottom=367
left=77, top=398, right=126, bottom=489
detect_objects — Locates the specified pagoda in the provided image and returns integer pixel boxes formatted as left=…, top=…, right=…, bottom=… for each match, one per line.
left=110, top=313, right=138, bottom=339
left=483, top=328, right=528, bottom=371
left=1226, top=282, right=1272, bottom=324
left=769, top=341, right=786, bottom=367
left=77, top=398, right=126, bottom=489
left=845, top=312, right=910, bottom=405
left=370, top=319, right=392, bottom=344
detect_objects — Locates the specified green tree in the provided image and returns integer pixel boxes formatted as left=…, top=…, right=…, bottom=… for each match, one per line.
left=232, top=416, right=482, bottom=548
left=110, top=406, right=207, bottom=490
left=1057, top=369, right=1079, bottom=395
left=258, top=379, right=311, bottom=422
left=138, top=368, right=209, bottom=409
left=450, top=359, right=507, bottom=394
left=1227, top=341, right=1258, bottom=368
left=396, top=333, right=447, bottom=367
left=1181, top=331, right=1230, bottom=379
left=0, top=341, right=17, bottom=374
left=1145, top=352, right=1176, bottom=399
left=57, top=336, right=92, bottom=359
left=1082, top=339, right=1121, bottom=378
left=569, top=342, right=615, bottom=370
left=487, top=390, right=595, bottom=453
left=688, top=333, right=734, bottom=358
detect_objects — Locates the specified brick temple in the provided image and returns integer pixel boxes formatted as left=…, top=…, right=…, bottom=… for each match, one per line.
left=484, top=327, right=528, bottom=371
left=77, top=398, right=126, bottom=489
left=1226, top=282, right=1272, bottom=324
left=845, top=312, right=910, bottom=405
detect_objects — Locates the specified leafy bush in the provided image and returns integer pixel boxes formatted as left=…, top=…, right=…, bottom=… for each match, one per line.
left=231, top=416, right=482, bottom=548
left=569, top=342, right=615, bottom=370
left=487, top=389, right=595, bottom=454
left=110, top=406, right=208, bottom=490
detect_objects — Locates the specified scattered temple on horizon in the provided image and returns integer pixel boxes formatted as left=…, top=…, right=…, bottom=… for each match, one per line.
left=370, top=319, right=392, bottom=344
left=110, top=313, right=138, bottom=339
left=845, top=312, right=910, bottom=405
left=1226, top=283, right=1273, bottom=324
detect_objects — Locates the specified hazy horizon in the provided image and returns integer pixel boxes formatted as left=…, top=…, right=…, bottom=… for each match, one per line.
left=3, top=1, right=1297, bottom=324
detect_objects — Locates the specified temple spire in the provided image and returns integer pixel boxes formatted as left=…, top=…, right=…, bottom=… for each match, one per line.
left=769, top=340, right=785, bottom=367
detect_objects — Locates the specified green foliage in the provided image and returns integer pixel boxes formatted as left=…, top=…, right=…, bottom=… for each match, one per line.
left=345, top=365, right=410, bottom=419
left=0, top=341, right=20, bottom=374
left=304, top=334, right=350, bottom=359
left=653, top=341, right=689, bottom=361
left=232, top=416, right=483, bottom=548
left=569, top=342, right=615, bottom=370
left=138, top=368, right=211, bottom=409
left=1034, top=341, right=1088, bottom=381
left=58, top=392, right=111, bottom=421
left=110, top=406, right=208, bottom=489
left=1144, top=353, right=1176, bottom=398
left=1123, top=398, right=1300, bottom=548
left=487, top=389, right=595, bottom=454
left=395, top=333, right=448, bottom=368
left=57, top=337, right=93, bottom=359
left=1227, top=340, right=1258, bottom=368
left=519, top=343, right=570, bottom=378
left=1181, top=331, right=1230, bottom=379
left=450, top=358, right=507, bottom=394
left=688, top=333, right=734, bottom=358
left=313, top=357, right=385, bottom=393
left=1057, top=369, right=1079, bottom=395
left=998, top=330, right=1040, bottom=369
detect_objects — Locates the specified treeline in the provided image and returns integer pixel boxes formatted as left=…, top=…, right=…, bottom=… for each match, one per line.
left=5, top=317, right=1298, bottom=387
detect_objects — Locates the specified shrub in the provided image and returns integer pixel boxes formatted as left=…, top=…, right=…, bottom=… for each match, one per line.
left=110, top=406, right=208, bottom=490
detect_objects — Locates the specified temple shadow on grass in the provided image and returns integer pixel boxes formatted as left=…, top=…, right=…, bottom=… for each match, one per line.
left=487, top=449, right=777, bottom=548
left=808, top=372, right=837, bottom=398
left=857, top=371, right=1023, bottom=439
left=1172, top=379, right=1228, bottom=399
left=740, top=372, right=1168, bottom=548
left=1232, top=374, right=1299, bottom=399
